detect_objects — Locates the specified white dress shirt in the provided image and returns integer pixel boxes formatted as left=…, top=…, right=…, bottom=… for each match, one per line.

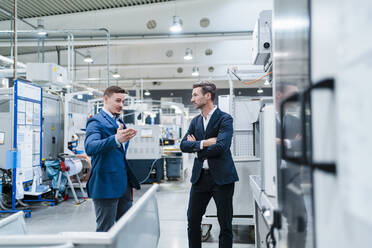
left=102, top=108, right=127, bottom=150
left=200, top=106, right=217, bottom=169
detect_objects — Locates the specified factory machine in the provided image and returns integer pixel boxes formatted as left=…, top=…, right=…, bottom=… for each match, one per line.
left=0, top=63, right=93, bottom=214
left=126, top=124, right=164, bottom=184
left=0, top=79, right=46, bottom=216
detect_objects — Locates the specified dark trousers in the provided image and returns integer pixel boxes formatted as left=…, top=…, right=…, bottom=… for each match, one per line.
left=93, top=186, right=133, bottom=232
left=187, top=169, right=235, bottom=248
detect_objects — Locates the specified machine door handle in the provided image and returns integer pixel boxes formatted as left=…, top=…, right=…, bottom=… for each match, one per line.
left=304, top=78, right=336, bottom=174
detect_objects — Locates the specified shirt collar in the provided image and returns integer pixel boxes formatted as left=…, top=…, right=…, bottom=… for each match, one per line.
left=102, top=108, right=115, bottom=119
left=203, top=106, right=217, bottom=120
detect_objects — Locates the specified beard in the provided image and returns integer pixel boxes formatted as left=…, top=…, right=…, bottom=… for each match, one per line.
left=194, top=102, right=205, bottom=109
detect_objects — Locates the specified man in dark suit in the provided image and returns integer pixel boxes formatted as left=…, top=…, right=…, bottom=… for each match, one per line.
left=180, top=81, right=239, bottom=248
left=85, top=86, right=140, bottom=232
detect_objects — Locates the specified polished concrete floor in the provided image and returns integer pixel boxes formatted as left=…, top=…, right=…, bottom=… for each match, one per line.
left=5, top=159, right=255, bottom=248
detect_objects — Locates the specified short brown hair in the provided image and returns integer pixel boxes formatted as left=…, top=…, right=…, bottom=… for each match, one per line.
left=103, top=86, right=127, bottom=97
left=193, top=81, right=217, bottom=101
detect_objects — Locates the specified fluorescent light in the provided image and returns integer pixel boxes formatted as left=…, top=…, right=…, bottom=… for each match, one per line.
left=37, top=30, right=47, bottom=36
left=36, top=19, right=47, bottom=37
left=184, top=48, right=193, bottom=60
left=84, top=55, right=93, bottom=63
left=170, top=16, right=182, bottom=33
left=112, top=70, right=120, bottom=78
left=191, top=66, right=199, bottom=77
left=144, top=90, right=151, bottom=96
left=257, top=88, right=263, bottom=94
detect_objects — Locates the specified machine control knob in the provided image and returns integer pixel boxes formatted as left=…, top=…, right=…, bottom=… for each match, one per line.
left=263, top=42, right=270, bottom=49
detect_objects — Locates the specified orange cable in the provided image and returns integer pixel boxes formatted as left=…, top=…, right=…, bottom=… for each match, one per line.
left=241, top=71, right=272, bottom=85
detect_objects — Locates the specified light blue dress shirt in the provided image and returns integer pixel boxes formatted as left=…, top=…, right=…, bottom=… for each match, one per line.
left=102, top=108, right=127, bottom=150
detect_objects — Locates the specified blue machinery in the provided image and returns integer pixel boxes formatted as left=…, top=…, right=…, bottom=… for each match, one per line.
left=0, top=79, right=44, bottom=218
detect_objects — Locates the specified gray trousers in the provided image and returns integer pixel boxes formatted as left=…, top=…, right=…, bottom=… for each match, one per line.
left=93, top=186, right=133, bottom=232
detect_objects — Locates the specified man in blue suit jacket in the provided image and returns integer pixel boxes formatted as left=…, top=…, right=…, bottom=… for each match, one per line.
left=85, top=86, right=140, bottom=232
left=180, top=81, right=239, bottom=248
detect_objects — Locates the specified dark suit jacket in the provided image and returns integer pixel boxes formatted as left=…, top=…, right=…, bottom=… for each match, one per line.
left=276, top=113, right=302, bottom=160
left=180, top=108, right=239, bottom=185
left=84, top=110, right=140, bottom=199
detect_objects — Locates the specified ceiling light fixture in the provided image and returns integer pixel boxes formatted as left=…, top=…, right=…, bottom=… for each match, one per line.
left=144, top=90, right=151, bottom=96
left=170, top=16, right=182, bottom=33
left=192, top=66, right=199, bottom=77
left=36, top=19, right=47, bottom=36
left=184, top=48, right=193, bottom=60
left=84, top=51, right=93, bottom=63
left=77, top=94, right=83, bottom=99
left=112, top=70, right=120, bottom=79
left=257, top=88, right=263, bottom=94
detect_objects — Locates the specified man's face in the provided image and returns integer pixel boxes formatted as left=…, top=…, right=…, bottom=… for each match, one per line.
left=104, top=93, right=125, bottom=115
left=276, top=85, right=299, bottom=102
left=191, top=87, right=209, bottom=109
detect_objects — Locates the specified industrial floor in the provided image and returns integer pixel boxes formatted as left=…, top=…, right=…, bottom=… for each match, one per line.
left=8, top=160, right=255, bottom=248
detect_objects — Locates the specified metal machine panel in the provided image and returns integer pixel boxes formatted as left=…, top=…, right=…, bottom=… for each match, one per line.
left=219, top=96, right=262, bottom=160
left=0, top=89, right=13, bottom=169
left=126, top=125, right=162, bottom=160
left=42, top=93, right=63, bottom=160
left=252, top=10, right=272, bottom=65
left=204, top=161, right=260, bottom=224
left=64, top=96, right=89, bottom=154
left=259, top=105, right=277, bottom=198
left=217, top=95, right=231, bottom=114
left=273, top=0, right=313, bottom=247
left=311, top=1, right=372, bottom=247
left=26, top=63, right=67, bottom=86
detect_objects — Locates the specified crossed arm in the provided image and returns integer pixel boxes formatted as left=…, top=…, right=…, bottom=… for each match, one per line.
left=180, top=116, right=233, bottom=160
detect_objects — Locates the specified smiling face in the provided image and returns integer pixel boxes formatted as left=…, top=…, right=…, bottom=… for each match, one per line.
left=191, top=87, right=210, bottom=109
left=104, top=92, right=125, bottom=115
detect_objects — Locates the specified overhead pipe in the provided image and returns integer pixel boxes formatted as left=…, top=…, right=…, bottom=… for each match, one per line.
left=0, top=31, right=251, bottom=47
left=60, top=28, right=110, bottom=87
left=0, top=28, right=111, bottom=86
left=0, top=29, right=75, bottom=83
left=227, top=68, right=235, bottom=97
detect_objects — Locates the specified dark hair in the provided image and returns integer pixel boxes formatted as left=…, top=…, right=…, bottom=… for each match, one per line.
left=103, top=86, right=127, bottom=97
left=193, top=81, right=217, bottom=101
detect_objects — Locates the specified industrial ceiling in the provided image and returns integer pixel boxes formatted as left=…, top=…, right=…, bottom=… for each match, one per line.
left=0, top=0, right=273, bottom=91
left=0, top=0, right=173, bottom=21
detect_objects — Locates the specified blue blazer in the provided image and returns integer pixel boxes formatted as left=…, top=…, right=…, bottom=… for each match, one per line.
left=180, top=108, right=239, bottom=185
left=84, top=110, right=140, bottom=199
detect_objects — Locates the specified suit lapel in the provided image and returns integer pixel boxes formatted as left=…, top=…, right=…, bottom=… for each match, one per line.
left=205, top=108, right=220, bottom=135
left=100, top=110, right=118, bottom=129
left=197, top=115, right=206, bottom=138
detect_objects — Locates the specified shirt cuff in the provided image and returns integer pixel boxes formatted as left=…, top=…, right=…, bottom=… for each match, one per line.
left=115, top=135, right=121, bottom=147
left=284, top=139, right=292, bottom=149
left=200, top=140, right=204, bottom=150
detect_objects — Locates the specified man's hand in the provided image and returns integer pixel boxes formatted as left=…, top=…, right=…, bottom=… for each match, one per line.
left=187, top=134, right=196, bottom=141
left=116, top=125, right=137, bottom=143
left=203, top=137, right=217, bottom=148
